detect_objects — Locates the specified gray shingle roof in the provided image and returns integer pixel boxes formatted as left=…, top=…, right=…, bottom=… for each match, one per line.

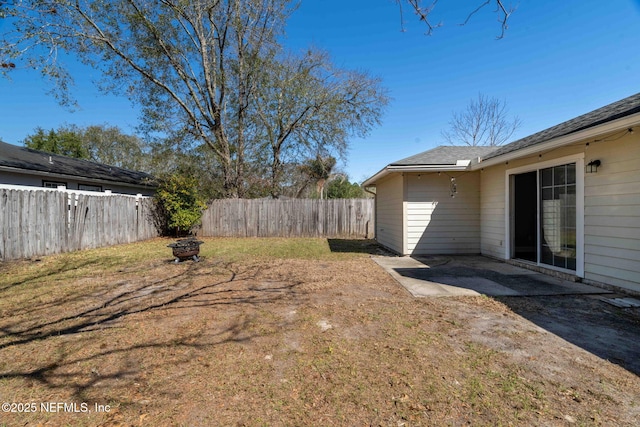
left=365, top=92, right=640, bottom=186
left=390, top=145, right=497, bottom=166
left=0, top=141, right=155, bottom=187
left=484, top=92, right=640, bottom=160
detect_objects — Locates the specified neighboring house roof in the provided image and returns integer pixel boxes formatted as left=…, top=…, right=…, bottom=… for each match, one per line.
left=484, top=91, right=640, bottom=161
left=0, top=140, right=155, bottom=188
left=390, top=146, right=497, bottom=166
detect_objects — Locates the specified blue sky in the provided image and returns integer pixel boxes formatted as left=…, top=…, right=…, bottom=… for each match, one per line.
left=2, top=0, right=640, bottom=182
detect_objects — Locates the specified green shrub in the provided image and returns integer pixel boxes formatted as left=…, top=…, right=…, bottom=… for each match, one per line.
left=154, top=174, right=207, bottom=236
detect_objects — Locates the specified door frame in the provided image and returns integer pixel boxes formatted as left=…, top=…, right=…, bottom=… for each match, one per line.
left=504, top=153, right=585, bottom=278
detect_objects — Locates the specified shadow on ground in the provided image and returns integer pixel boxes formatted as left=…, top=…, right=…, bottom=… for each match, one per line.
left=497, top=294, right=640, bottom=376
left=377, top=254, right=640, bottom=377
left=327, top=239, right=385, bottom=255
left=0, top=259, right=303, bottom=403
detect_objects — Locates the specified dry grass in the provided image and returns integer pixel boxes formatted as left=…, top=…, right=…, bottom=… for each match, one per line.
left=0, top=238, right=638, bottom=426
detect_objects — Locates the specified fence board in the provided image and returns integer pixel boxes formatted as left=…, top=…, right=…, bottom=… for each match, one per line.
left=201, top=198, right=374, bottom=239
left=0, top=188, right=159, bottom=261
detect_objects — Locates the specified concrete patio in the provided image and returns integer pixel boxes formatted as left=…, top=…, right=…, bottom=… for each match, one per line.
left=372, top=255, right=613, bottom=297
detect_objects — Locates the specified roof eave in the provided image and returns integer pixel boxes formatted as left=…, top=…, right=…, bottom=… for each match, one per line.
left=472, top=113, right=640, bottom=170
left=363, top=164, right=470, bottom=187
left=0, top=165, right=157, bottom=189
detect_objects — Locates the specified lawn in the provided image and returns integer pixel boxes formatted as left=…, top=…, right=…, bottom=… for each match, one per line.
left=0, top=238, right=638, bottom=426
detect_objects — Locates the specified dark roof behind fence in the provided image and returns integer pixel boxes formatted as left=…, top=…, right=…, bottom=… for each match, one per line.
left=0, top=141, right=155, bottom=187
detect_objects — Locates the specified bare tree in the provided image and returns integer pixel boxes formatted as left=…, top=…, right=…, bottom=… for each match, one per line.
left=1, top=1, right=388, bottom=199
left=2, top=0, right=294, bottom=197
left=397, top=0, right=516, bottom=38
left=441, top=93, right=521, bottom=146
left=253, top=49, right=388, bottom=198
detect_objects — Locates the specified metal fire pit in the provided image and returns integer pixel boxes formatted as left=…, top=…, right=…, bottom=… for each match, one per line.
left=167, top=238, right=204, bottom=263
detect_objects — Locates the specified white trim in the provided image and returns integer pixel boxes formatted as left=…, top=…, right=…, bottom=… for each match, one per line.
left=504, top=153, right=584, bottom=176
left=402, top=175, right=409, bottom=255
left=506, top=174, right=514, bottom=259
left=388, top=165, right=469, bottom=171
left=504, top=153, right=585, bottom=277
left=362, top=166, right=388, bottom=187
left=575, top=160, right=585, bottom=277
left=363, top=165, right=473, bottom=186
left=0, top=183, right=150, bottom=198
left=476, top=113, right=640, bottom=170
left=536, top=171, right=541, bottom=265
left=365, top=112, right=640, bottom=187
left=0, top=165, right=153, bottom=191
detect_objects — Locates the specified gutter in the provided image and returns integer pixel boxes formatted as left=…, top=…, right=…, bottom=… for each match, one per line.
left=364, top=185, right=376, bottom=197
left=362, top=110, right=640, bottom=186
left=363, top=163, right=471, bottom=187
left=0, top=165, right=156, bottom=190
left=361, top=166, right=388, bottom=187
left=472, top=113, right=640, bottom=170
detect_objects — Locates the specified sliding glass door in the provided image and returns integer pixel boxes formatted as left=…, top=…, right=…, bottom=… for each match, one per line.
left=511, top=162, right=577, bottom=272
left=540, top=163, right=577, bottom=270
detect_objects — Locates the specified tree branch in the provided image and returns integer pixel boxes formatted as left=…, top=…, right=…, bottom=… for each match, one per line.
left=399, top=0, right=441, bottom=35
left=460, top=0, right=513, bottom=39
left=400, top=0, right=515, bottom=38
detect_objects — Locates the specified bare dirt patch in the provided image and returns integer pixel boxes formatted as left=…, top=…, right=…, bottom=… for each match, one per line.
left=0, top=238, right=638, bottom=426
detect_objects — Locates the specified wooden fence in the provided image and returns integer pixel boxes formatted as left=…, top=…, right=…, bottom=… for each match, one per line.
left=200, top=198, right=375, bottom=238
left=0, top=188, right=158, bottom=261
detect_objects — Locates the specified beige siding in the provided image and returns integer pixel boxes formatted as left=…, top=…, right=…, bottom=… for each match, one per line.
left=480, top=165, right=507, bottom=259
left=479, top=132, right=640, bottom=292
left=583, top=132, right=640, bottom=292
left=375, top=174, right=404, bottom=254
left=406, top=172, right=481, bottom=255
left=480, top=145, right=584, bottom=261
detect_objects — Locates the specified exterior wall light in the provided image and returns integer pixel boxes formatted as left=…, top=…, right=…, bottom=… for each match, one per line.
left=586, top=159, right=601, bottom=173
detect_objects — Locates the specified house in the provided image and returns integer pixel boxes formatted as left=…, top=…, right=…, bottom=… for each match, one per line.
left=0, top=141, right=156, bottom=196
left=363, top=92, right=640, bottom=293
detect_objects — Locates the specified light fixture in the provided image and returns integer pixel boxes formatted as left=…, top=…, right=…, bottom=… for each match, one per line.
left=586, top=159, right=601, bottom=173
left=450, top=177, right=457, bottom=198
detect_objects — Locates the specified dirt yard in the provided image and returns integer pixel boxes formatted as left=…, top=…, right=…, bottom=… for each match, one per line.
left=0, top=238, right=638, bottom=426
